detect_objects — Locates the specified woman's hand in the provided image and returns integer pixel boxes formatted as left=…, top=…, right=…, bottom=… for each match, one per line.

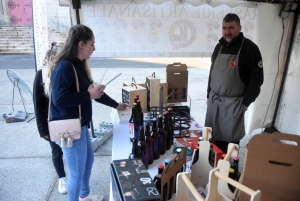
left=88, top=84, right=106, bottom=99
left=116, top=103, right=130, bottom=110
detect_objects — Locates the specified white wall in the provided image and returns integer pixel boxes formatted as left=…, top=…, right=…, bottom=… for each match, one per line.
left=275, top=15, right=300, bottom=135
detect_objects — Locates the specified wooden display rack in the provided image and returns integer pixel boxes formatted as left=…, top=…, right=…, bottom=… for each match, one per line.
left=175, top=170, right=261, bottom=201
left=155, top=146, right=187, bottom=201
left=190, top=127, right=213, bottom=186
left=216, top=143, right=240, bottom=201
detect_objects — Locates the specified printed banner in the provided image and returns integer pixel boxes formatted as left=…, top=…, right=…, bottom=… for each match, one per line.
left=32, top=0, right=48, bottom=70
left=81, top=2, right=257, bottom=57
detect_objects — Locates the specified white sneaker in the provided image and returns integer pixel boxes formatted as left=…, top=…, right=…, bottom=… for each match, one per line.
left=58, top=177, right=67, bottom=194
left=79, top=193, right=104, bottom=201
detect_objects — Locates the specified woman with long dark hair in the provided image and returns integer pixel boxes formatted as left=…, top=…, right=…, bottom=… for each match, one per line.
left=44, top=24, right=128, bottom=201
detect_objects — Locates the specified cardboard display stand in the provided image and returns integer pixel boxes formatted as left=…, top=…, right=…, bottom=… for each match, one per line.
left=240, top=132, right=300, bottom=201
left=122, top=84, right=147, bottom=113
left=154, top=146, right=187, bottom=201
left=166, top=63, right=188, bottom=103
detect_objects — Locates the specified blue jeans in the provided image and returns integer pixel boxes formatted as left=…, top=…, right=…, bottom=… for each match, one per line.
left=57, top=126, right=94, bottom=201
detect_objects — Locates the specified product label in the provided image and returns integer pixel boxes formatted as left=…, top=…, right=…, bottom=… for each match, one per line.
left=129, top=123, right=134, bottom=139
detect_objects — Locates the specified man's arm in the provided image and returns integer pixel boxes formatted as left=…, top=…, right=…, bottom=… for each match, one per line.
left=242, top=44, right=264, bottom=107
left=207, top=44, right=221, bottom=99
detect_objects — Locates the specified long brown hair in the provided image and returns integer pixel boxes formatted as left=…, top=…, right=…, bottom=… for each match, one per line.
left=44, top=24, right=94, bottom=95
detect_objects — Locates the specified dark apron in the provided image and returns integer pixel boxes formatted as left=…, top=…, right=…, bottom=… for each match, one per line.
left=205, top=38, right=246, bottom=142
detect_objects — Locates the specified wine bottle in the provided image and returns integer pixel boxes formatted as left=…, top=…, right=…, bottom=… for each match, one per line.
left=157, top=114, right=166, bottom=155
left=163, top=111, right=171, bottom=150
left=209, top=144, right=215, bottom=167
left=153, top=164, right=164, bottom=194
left=129, top=103, right=136, bottom=142
left=129, top=138, right=141, bottom=159
left=145, top=122, right=154, bottom=165
left=138, top=125, right=149, bottom=169
left=136, top=99, right=144, bottom=126
left=231, top=156, right=240, bottom=181
left=151, top=118, right=160, bottom=160
left=228, top=168, right=235, bottom=192
left=167, top=107, right=174, bottom=146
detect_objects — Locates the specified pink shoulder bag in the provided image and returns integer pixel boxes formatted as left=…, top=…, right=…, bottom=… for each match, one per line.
left=47, top=65, right=82, bottom=147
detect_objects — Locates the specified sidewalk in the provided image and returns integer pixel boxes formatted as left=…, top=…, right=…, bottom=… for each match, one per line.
left=0, top=55, right=210, bottom=201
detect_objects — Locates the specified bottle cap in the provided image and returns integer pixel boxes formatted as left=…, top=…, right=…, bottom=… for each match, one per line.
left=175, top=148, right=182, bottom=153
left=229, top=168, right=235, bottom=173
left=133, top=103, right=137, bottom=106
left=165, top=158, right=171, bottom=164
left=158, top=114, right=162, bottom=118
left=158, top=164, right=164, bottom=169
left=152, top=117, right=157, bottom=121
left=168, top=107, right=173, bottom=111
left=234, top=156, right=239, bottom=161
left=137, top=100, right=140, bottom=103
left=145, top=122, right=150, bottom=125
left=139, top=126, right=144, bottom=130
left=164, top=111, right=169, bottom=114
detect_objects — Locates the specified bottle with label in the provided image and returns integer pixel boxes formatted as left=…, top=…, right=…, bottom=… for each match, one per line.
left=231, top=156, right=240, bottom=181
left=129, top=138, right=141, bottom=159
left=129, top=103, right=137, bottom=142
left=145, top=122, right=153, bottom=165
left=138, top=125, right=149, bottom=169
left=151, top=118, right=160, bottom=160
left=163, top=111, right=171, bottom=150
left=153, top=164, right=164, bottom=194
left=167, top=107, right=174, bottom=146
left=157, top=114, right=166, bottom=155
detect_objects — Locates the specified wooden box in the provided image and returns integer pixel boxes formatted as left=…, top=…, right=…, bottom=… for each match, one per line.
left=146, top=74, right=161, bottom=112
left=122, top=84, right=147, bottom=113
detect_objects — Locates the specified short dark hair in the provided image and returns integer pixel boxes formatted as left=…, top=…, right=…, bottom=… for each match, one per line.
left=223, top=13, right=240, bottom=25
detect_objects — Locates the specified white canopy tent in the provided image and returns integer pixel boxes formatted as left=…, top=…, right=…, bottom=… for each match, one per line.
left=33, top=0, right=300, bottom=136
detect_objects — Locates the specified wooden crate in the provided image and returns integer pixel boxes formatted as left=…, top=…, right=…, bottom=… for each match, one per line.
left=146, top=74, right=161, bottom=111
left=122, top=84, right=147, bottom=113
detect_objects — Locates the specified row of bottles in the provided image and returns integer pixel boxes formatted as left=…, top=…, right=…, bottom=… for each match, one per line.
left=129, top=108, right=175, bottom=169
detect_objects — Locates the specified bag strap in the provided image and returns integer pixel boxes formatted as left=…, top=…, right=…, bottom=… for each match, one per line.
left=47, top=64, right=82, bottom=122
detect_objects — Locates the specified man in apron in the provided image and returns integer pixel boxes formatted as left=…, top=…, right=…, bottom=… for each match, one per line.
left=205, top=13, right=264, bottom=153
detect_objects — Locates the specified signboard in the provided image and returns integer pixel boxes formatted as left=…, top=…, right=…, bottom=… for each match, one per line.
left=32, top=0, right=49, bottom=71
left=80, top=2, right=257, bottom=57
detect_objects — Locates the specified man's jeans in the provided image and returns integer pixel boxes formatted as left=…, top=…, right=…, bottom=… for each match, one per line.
left=58, top=126, right=94, bottom=201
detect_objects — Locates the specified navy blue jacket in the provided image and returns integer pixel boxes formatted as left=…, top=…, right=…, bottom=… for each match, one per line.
left=49, top=58, right=118, bottom=126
